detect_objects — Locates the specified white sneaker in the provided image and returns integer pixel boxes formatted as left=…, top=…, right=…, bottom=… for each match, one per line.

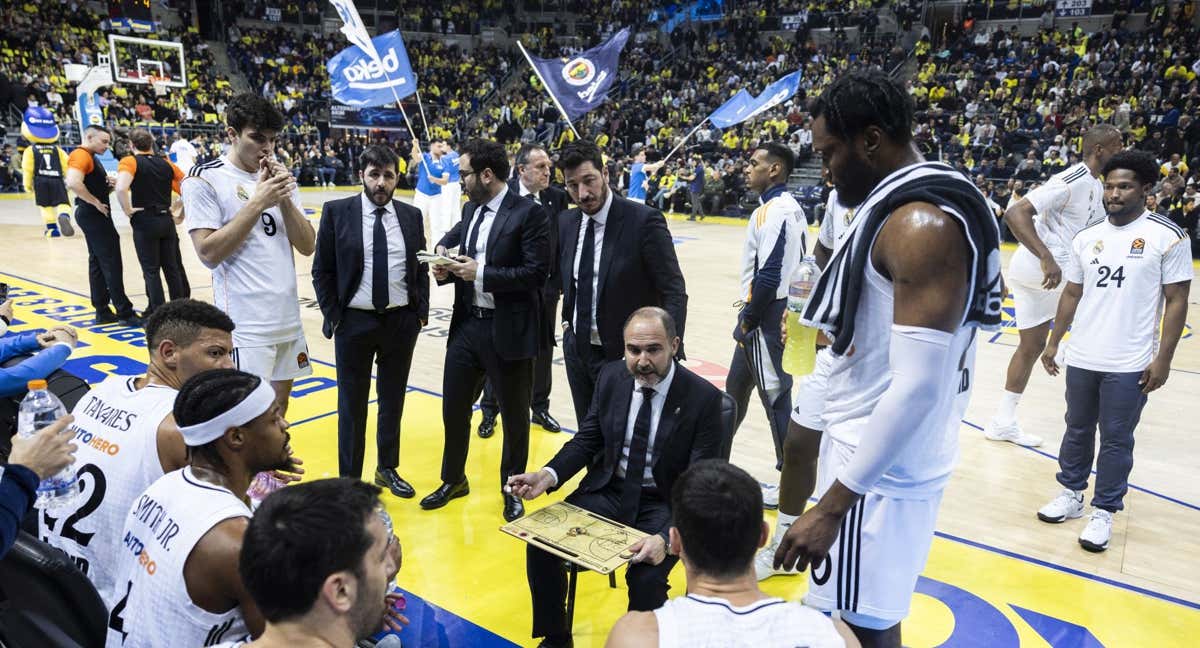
left=984, top=418, right=1044, bottom=447
left=1079, top=509, right=1113, bottom=552
left=1037, top=488, right=1084, bottom=523
left=761, top=483, right=779, bottom=510
left=753, top=544, right=798, bottom=581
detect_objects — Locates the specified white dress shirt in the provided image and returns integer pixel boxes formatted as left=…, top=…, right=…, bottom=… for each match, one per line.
left=518, top=179, right=541, bottom=204
left=571, top=188, right=612, bottom=345
left=544, top=362, right=676, bottom=488
left=348, top=193, right=408, bottom=311
left=466, top=185, right=509, bottom=309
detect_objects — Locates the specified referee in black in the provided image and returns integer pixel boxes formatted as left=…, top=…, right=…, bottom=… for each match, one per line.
left=114, top=129, right=191, bottom=319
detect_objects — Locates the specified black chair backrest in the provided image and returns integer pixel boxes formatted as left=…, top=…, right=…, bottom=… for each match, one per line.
left=0, top=531, right=108, bottom=648
left=718, top=392, right=738, bottom=461
left=0, top=354, right=90, bottom=462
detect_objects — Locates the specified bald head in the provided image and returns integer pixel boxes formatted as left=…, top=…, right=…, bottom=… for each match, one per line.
left=623, top=307, right=679, bottom=387
left=1082, top=124, right=1123, bottom=174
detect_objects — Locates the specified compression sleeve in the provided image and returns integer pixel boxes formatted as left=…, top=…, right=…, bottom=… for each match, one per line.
left=837, top=325, right=953, bottom=495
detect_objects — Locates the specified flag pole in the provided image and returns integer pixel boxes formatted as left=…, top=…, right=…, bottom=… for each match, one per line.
left=661, top=119, right=708, bottom=165
left=414, top=87, right=432, bottom=137
left=516, top=40, right=580, bottom=139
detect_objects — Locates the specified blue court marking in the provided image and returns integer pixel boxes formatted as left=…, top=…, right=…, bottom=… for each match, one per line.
left=7, top=272, right=1200, bottom=614
left=960, top=419, right=1200, bottom=514
left=374, top=590, right=518, bottom=648
left=671, top=235, right=698, bottom=245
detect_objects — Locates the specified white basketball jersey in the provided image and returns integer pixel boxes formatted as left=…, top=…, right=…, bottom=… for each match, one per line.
left=108, top=467, right=252, bottom=648
left=181, top=155, right=304, bottom=346
left=822, top=239, right=978, bottom=499
left=653, top=594, right=845, bottom=648
left=818, top=188, right=857, bottom=252
left=1024, top=162, right=1104, bottom=263
left=39, top=375, right=174, bottom=606
left=740, top=191, right=808, bottom=303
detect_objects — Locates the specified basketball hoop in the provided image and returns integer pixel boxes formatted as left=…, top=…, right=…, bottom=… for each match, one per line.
left=151, top=78, right=170, bottom=96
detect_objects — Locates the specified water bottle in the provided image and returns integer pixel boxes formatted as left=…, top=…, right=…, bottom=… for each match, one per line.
left=17, top=379, right=81, bottom=510
left=782, top=256, right=821, bottom=376
left=247, top=471, right=286, bottom=511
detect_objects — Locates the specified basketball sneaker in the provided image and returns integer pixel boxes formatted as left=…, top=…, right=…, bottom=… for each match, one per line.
left=754, top=543, right=798, bottom=581
left=761, top=483, right=779, bottom=510
left=57, top=213, right=75, bottom=237
left=1078, top=509, right=1113, bottom=552
left=984, top=418, right=1044, bottom=447
left=1037, top=488, right=1084, bottom=523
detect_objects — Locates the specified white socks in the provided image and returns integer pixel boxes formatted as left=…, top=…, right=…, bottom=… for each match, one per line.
left=773, top=512, right=799, bottom=546
left=995, top=390, right=1022, bottom=425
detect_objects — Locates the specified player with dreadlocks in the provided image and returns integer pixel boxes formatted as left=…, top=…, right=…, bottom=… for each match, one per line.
left=771, top=70, right=1002, bottom=648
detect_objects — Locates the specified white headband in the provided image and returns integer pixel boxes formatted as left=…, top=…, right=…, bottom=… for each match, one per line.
left=177, top=381, right=276, bottom=446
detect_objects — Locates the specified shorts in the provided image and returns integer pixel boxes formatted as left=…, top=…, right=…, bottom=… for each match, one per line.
left=1006, top=245, right=1063, bottom=330
left=412, top=190, right=438, bottom=219
left=805, top=434, right=943, bottom=627
left=34, top=177, right=70, bottom=207
left=790, top=347, right=836, bottom=430
left=232, top=336, right=313, bottom=382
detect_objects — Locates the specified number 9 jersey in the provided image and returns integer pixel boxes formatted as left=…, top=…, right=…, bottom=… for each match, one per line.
left=181, top=156, right=305, bottom=348
left=1064, top=211, right=1194, bottom=372
left=38, top=376, right=178, bottom=608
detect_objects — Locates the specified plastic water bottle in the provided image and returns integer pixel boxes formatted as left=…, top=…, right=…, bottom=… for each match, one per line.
left=782, top=256, right=821, bottom=376
left=17, top=379, right=81, bottom=510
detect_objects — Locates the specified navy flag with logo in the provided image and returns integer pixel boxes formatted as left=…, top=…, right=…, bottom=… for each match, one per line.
left=528, top=28, right=630, bottom=121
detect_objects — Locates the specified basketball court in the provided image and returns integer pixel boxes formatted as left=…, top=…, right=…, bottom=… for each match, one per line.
left=2, top=182, right=1198, bottom=646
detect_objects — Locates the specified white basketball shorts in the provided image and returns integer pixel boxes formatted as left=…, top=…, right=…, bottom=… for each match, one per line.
left=1006, top=245, right=1064, bottom=330
left=233, top=335, right=313, bottom=382
left=790, top=347, right=836, bottom=430
left=804, top=434, right=943, bottom=628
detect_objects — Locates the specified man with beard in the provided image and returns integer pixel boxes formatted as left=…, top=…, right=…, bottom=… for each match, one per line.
left=210, top=479, right=406, bottom=648
left=107, top=369, right=301, bottom=647
left=508, top=307, right=724, bottom=648
left=312, top=145, right=429, bottom=496
left=421, top=138, right=548, bottom=522
left=1037, top=150, right=1192, bottom=552
left=774, top=70, right=1000, bottom=648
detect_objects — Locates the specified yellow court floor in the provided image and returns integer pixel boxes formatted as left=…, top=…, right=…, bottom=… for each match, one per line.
left=2, top=188, right=1199, bottom=647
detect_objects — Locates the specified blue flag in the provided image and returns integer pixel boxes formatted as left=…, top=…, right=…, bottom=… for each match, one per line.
left=707, top=89, right=754, bottom=128
left=707, top=70, right=802, bottom=128
left=328, top=30, right=417, bottom=108
left=526, top=28, right=630, bottom=121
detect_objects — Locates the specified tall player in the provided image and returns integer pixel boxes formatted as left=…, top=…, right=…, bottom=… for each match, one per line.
left=1037, top=150, right=1192, bottom=552
left=108, top=369, right=299, bottom=647
left=181, top=93, right=316, bottom=415
left=40, top=299, right=235, bottom=607
left=755, top=184, right=855, bottom=579
left=774, top=70, right=1000, bottom=647
left=985, top=124, right=1123, bottom=447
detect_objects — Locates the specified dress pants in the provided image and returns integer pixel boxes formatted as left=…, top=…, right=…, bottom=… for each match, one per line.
left=562, top=328, right=609, bottom=423
left=526, top=479, right=677, bottom=639
left=334, top=306, right=421, bottom=478
left=441, top=314, right=533, bottom=487
left=129, top=210, right=190, bottom=317
left=724, top=298, right=793, bottom=470
left=74, top=204, right=135, bottom=318
left=1057, top=366, right=1147, bottom=513
left=480, top=293, right=558, bottom=416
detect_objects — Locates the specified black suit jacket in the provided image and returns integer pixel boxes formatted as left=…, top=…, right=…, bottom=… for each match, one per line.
left=546, top=359, right=724, bottom=537
left=311, top=194, right=429, bottom=339
left=560, top=194, right=688, bottom=360
left=437, top=188, right=549, bottom=361
left=507, top=178, right=569, bottom=295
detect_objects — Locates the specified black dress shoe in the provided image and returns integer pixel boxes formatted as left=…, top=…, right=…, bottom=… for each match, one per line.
left=94, top=310, right=119, bottom=324
left=118, top=314, right=144, bottom=328
left=420, top=479, right=470, bottom=510
left=374, top=468, right=415, bottom=499
left=537, top=635, right=573, bottom=648
left=503, top=492, right=525, bottom=522
left=531, top=409, right=561, bottom=433
left=477, top=411, right=497, bottom=438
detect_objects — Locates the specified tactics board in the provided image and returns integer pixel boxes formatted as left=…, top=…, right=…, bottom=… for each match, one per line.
left=501, top=502, right=649, bottom=574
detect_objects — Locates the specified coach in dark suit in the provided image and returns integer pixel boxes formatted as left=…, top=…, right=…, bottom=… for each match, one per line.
left=508, top=307, right=724, bottom=648
left=478, top=143, right=570, bottom=438
left=311, top=145, right=428, bottom=496
left=419, top=138, right=549, bottom=522
left=558, top=141, right=688, bottom=424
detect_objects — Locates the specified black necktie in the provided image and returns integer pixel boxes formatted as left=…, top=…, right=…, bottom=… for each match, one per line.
left=372, top=207, right=389, bottom=313
left=530, top=192, right=542, bottom=206
left=466, top=205, right=488, bottom=258
left=618, top=386, right=655, bottom=525
left=574, top=218, right=596, bottom=354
